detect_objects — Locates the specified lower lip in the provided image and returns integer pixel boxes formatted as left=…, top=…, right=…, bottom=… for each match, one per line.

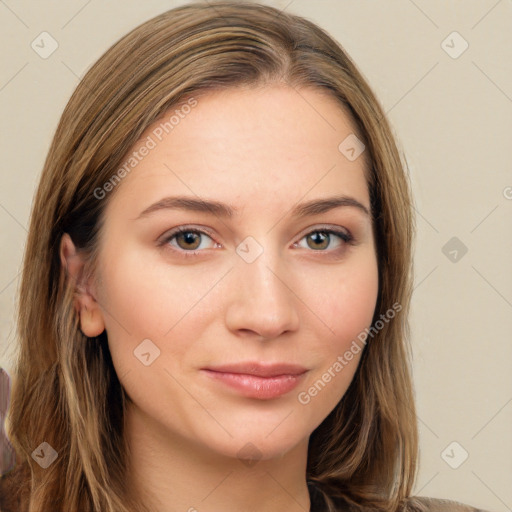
left=201, top=370, right=306, bottom=400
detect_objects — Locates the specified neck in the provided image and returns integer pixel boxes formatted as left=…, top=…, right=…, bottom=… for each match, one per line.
left=124, top=402, right=312, bottom=512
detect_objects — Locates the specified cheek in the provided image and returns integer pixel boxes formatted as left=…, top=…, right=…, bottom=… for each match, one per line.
left=304, top=251, right=378, bottom=379
left=96, top=246, right=226, bottom=378
left=330, top=265, right=379, bottom=347
left=306, top=251, right=379, bottom=348
left=295, top=257, right=378, bottom=414
left=98, top=247, right=213, bottom=338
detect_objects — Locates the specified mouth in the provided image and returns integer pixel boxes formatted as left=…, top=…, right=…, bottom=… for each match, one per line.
left=200, top=362, right=308, bottom=400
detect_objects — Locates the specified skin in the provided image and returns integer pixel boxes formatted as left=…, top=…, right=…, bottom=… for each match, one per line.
left=60, top=85, right=379, bottom=512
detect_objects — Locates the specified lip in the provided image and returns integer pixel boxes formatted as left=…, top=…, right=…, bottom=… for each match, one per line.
left=201, top=362, right=308, bottom=400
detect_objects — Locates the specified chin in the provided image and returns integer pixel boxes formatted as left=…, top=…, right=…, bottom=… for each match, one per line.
left=198, top=418, right=311, bottom=463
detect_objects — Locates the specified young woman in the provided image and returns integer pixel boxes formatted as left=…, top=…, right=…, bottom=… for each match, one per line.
left=0, top=2, right=491, bottom=511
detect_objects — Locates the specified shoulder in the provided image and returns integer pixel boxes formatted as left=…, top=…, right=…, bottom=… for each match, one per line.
left=404, top=496, right=493, bottom=512
left=307, top=481, right=492, bottom=512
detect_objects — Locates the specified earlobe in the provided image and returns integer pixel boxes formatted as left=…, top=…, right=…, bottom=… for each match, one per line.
left=79, top=304, right=106, bottom=338
left=59, top=233, right=105, bottom=337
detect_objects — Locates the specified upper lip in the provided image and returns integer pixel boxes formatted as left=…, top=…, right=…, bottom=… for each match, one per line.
left=202, top=362, right=308, bottom=377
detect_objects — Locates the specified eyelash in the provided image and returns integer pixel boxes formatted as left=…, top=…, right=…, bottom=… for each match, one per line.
left=158, top=225, right=355, bottom=258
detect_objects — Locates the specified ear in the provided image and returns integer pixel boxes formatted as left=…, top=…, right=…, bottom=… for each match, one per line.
left=59, top=233, right=105, bottom=338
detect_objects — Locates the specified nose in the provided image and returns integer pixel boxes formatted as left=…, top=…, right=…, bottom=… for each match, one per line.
left=224, top=248, right=300, bottom=340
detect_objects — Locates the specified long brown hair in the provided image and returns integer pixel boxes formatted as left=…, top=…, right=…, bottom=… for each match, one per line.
left=2, top=2, right=417, bottom=511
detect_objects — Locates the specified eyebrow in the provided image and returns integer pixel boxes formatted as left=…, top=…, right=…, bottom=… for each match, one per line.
left=135, top=195, right=370, bottom=220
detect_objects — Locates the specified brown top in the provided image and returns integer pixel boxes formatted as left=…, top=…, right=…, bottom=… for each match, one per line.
left=0, top=465, right=493, bottom=512
left=307, top=481, right=491, bottom=512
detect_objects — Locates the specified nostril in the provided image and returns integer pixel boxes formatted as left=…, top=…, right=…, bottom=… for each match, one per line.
left=237, top=329, right=268, bottom=340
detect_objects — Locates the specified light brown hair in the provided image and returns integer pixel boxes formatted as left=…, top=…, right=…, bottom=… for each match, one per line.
left=2, top=2, right=417, bottom=511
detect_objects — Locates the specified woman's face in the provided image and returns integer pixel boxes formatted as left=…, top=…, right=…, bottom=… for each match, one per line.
left=90, top=85, right=378, bottom=461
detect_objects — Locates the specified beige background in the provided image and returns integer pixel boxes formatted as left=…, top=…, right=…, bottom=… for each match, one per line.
left=1, top=0, right=511, bottom=509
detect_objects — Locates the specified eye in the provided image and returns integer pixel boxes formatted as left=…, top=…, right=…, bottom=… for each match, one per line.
left=158, top=225, right=354, bottom=257
left=160, top=227, right=219, bottom=253
left=294, top=228, right=353, bottom=251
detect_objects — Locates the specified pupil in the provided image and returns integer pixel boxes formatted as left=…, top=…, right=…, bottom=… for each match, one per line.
left=310, top=232, right=328, bottom=250
left=180, top=232, right=199, bottom=249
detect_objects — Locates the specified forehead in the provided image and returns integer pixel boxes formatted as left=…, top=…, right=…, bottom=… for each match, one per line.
left=105, top=85, right=370, bottom=217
